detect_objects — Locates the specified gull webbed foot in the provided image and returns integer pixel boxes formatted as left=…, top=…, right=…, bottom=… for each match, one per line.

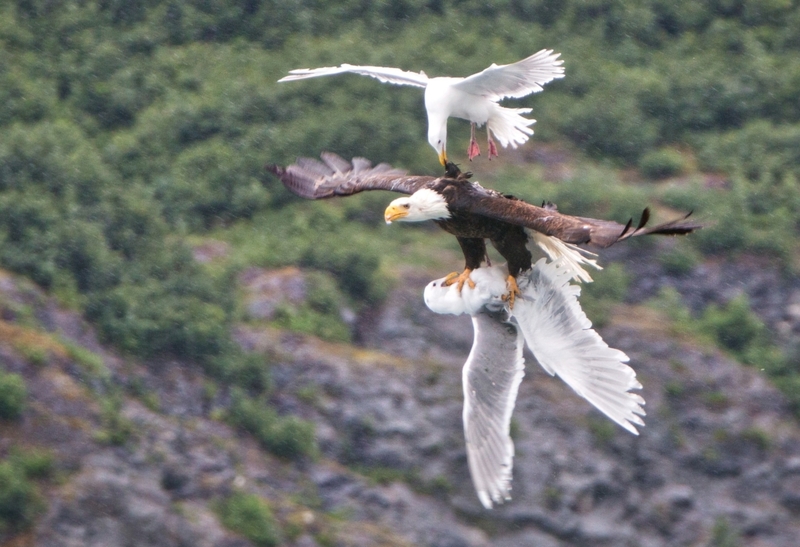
left=488, top=136, right=499, bottom=160
left=443, top=269, right=476, bottom=292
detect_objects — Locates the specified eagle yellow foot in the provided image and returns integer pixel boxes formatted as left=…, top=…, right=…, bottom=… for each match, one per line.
left=443, top=269, right=476, bottom=292
left=501, top=275, right=522, bottom=309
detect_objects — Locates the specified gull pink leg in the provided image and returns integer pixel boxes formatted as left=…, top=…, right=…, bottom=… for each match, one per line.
left=488, top=134, right=499, bottom=160
left=468, top=123, right=481, bottom=161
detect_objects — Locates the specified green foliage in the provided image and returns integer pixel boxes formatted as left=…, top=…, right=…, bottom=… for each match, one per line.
left=95, top=394, right=134, bottom=446
left=639, top=148, right=687, bottom=179
left=709, top=516, right=742, bottom=547
left=9, top=447, right=55, bottom=480
left=580, top=263, right=630, bottom=328
left=215, top=491, right=281, bottom=547
left=0, top=0, right=799, bottom=436
left=62, top=339, right=109, bottom=380
left=700, top=294, right=766, bottom=355
left=650, top=288, right=800, bottom=415
left=0, top=459, right=43, bottom=534
left=658, top=246, right=700, bottom=277
left=0, top=371, right=26, bottom=421
left=228, top=388, right=317, bottom=460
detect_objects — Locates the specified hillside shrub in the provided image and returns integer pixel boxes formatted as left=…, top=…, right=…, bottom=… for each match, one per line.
left=228, top=388, right=317, bottom=460
left=639, top=148, right=686, bottom=179
left=0, top=460, right=41, bottom=533
left=0, top=372, right=26, bottom=421
left=215, top=491, right=280, bottom=547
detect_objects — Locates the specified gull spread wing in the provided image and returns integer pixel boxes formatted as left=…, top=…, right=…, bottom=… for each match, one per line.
left=463, top=307, right=525, bottom=509
left=453, top=49, right=565, bottom=101
left=279, top=64, right=429, bottom=88
left=267, top=152, right=436, bottom=199
left=513, top=258, right=645, bottom=434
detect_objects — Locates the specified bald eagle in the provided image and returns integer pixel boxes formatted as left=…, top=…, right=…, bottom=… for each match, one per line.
left=278, top=50, right=564, bottom=165
left=424, top=261, right=644, bottom=508
left=268, top=153, right=701, bottom=305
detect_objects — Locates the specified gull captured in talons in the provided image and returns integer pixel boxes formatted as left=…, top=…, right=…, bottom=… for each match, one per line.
left=278, top=50, right=565, bottom=165
left=424, top=260, right=646, bottom=509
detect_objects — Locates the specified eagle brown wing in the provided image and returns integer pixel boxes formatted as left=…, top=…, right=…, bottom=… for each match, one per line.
left=267, top=152, right=437, bottom=199
left=457, top=185, right=701, bottom=247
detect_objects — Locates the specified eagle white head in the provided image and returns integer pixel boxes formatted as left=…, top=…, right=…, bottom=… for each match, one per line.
left=384, top=188, right=451, bottom=224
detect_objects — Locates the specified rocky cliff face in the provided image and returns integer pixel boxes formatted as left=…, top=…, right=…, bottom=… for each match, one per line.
left=2, top=243, right=800, bottom=547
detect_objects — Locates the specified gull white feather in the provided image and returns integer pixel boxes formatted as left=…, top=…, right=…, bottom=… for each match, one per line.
left=423, top=260, right=645, bottom=508
left=279, top=50, right=564, bottom=164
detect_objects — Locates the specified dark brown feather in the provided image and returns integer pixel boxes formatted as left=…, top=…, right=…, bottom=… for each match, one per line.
left=267, top=152, right=436, bottom=199
left=268, top=154, right=702, bottom=276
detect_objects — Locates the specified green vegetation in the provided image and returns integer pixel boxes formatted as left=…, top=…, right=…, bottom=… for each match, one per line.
left=639, top=148, right=687, bottom=180
left=215, top=491, right=281, bottom=547
left=0, top=0, right=798, bottom=441
left=0, top=0, right=797, bottom=331
left=0, top=371, right=26, bottom=421
left=95, top=393, right=135, bottom=446
left=0, top=447, right=53, bottom=534
left=650, top=288, right=800, bottom=414
left=709, top=516, right=742, bottom=547
left=580, top=263, right=630, bottom=328
left=228, top=388, right=318, bottom=460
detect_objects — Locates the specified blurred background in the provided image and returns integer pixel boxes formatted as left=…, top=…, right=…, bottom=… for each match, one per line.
left=1, top=1, right=800, bottom=545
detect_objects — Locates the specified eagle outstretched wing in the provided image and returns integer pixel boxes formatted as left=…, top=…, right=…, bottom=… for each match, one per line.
left=456, top=184, right=701, bottom=248
left=267, top=152, right=436, bottom=199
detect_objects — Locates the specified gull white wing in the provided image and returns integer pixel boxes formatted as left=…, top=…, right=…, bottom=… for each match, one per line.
left=424, top=266, right=523, bottom=508
left=463, top=307, right=525, bottom=509
left=278, top=64, right=429, bottom=87
left=454, top=49, right=565, bottom=101
left=514, top=258, right=646, bottom=434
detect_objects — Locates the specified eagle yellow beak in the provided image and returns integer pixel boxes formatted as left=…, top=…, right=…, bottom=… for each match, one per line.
left=438, top=149, right=448, bottom=166
left=384, top=203, right=409, bottom=224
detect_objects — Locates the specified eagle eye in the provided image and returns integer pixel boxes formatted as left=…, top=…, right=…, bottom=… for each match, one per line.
left=402, top=203, right=410, bottom=209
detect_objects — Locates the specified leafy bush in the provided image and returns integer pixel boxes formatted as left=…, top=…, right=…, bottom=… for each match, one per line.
left=658, top=246, right=700, bottom=277
left=700, top=295, right=766, bottom=355
left=228, top=388, right=317, bottom=460
left=215, top=491, right=281, bottom=547
left=580, top=263, right=631, bottom=328
left=9, top=447, right=54, bottom=480
left=0, top=460, right=42, bottom=533
left=639, top=148, right=687, bottom=179
left=95, top=394, right=134, bottom=446
left=0, top=371, right=26, bottom=421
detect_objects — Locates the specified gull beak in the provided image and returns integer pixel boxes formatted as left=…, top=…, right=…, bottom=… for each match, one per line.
left=384, top=204, right=409, bottom=224
left=438, top=149, right=448, bottom=166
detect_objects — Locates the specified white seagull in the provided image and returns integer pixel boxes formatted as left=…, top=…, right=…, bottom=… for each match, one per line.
left=424, top=260, right=645, bottom=508
left=278, top=50, right=564, bottom=165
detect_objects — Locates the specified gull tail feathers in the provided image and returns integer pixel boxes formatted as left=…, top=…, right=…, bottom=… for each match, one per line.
left=487, top=105, right=535, bottom=148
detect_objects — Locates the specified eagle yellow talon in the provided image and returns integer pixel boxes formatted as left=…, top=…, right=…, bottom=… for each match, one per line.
left=501, top=275, right=522, bottom=309
left=443, top=269, right=476, bottom=292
